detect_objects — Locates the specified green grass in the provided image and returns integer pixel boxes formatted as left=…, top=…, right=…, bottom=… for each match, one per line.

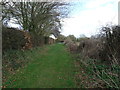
left=3, top=44, right=76, bottom=88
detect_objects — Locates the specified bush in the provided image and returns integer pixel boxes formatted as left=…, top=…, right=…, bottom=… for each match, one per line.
left=64, top=37, right=78, bottom=53
left=99, top=25, right=120, bottom=65
left=2, top=27, right=33, bottom=51
left=77, top=25, right=120, bottom=65
left=2, top=27, right=27, bottom=51
left=74, top=25, right=120, bottom=88
left=78, top=38, right=101, bottom=60
left=30, top=33, right=45, bottom=47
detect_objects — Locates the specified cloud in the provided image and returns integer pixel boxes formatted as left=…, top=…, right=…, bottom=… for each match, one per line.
left=85, top=0, right=116, bottom=9
left=61, top=0, right=118, bottom=37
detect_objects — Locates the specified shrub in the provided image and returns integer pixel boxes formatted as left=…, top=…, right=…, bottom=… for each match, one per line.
left=64, top=37, right=78, bottom=53
left=2, top=27, right=33, bottom=51
left=99, top=25, right=120, bottom=65
left=2, top=27, right=26, bottom=51
left=30, top=33, right=45, bottom=47
left=75, top=25, right=120, bottom=88
left=2, top=26, right=56, bottom=51
left=77, top=25, right=120, bottom=65
left=78, top=38, right=101, bottom=60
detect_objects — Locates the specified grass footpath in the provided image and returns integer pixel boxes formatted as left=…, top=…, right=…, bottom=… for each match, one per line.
left=3, top=44, right=76, bottom=88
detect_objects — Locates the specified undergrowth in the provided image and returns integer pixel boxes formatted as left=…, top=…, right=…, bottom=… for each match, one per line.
left=75, top=54, right=120, bottom=88
left=2, top=47, right=44, bottom=83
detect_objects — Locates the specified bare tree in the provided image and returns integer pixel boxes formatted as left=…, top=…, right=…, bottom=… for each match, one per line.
left=2, top=1, right=69, bottom=36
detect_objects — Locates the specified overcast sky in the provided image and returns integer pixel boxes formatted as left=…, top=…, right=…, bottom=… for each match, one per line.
left=7, top=0, right=119, bottom=38
left=61, top=0, right=119, bottom=37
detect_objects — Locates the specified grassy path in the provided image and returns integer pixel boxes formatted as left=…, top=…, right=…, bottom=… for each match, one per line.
left=4, top=44, right=76, bottom=88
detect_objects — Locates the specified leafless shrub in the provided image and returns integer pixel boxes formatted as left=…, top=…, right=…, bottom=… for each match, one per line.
left=64, top=37, right=78, bottom=53
left=77, top=25, right=120, bottom=66
left=99, top=25, right=120, bottom=65
left=76, top=25, right=120, bottom=88
left=78, top=38, right=102, bottom=60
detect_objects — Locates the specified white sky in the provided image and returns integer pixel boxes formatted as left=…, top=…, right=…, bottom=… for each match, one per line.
left=6, top=0, right=119, bottom=38
left=61, top=0, right=119, bottom=37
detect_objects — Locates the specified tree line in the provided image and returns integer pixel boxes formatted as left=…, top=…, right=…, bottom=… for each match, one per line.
left=2, top=1, right=69, bottom=50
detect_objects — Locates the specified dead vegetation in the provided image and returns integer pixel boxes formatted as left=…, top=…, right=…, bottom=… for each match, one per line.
left=66, top=25, right=120, bottom=88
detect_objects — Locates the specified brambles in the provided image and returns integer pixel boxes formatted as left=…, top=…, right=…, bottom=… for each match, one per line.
left=69, top=25, right=120, bottom=88
left=77, top=25, right=120, bottom=65
left=99, top=25, right=120, bottom=65
left=77, top=38, right=101, bottom=60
